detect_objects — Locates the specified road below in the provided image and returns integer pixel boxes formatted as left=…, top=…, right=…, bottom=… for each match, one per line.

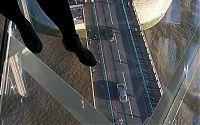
left=84, top=0, right=160, bottom=124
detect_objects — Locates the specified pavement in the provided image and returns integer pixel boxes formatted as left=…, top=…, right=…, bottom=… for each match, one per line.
left=84, top=0, right=161, bottom=124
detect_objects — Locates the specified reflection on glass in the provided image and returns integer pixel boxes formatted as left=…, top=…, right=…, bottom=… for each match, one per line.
left=174, top=69, right=200, bottom=125
left=1, top=54, right=80, bottom=124
left=161, top=0, right=181, bottom=24
left=193, top=0, right=200, bottom=26
left=9, top=55, right=28, bottom=97
left=0, top=0, right=199, bottom=124
left=158, top=37, right=177, bottom=73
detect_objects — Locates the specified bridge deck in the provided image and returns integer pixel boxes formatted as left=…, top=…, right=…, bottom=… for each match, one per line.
left=84, top=0, right=161, bottom=124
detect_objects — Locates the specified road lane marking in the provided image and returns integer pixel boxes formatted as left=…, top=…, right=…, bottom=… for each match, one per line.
left=106, top=0, right=112, bottom=23
left=122, top=72, right=134, bottom=118
left=110, top=13, right=114, bottom=24
left=117, top=49, right=122, bottom=64
left=106, top=0, right=111, bottom=10
left=128, top=98, right=134, bottom=118
left=113, top=30, right=118, bottom=43
left=122, top=72, right=126, bottom=87
left=105, top=0, right=119, bottom=44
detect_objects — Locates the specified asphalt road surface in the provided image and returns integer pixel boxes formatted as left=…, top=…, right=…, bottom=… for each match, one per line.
left=84, top=0, right=155, bottom=124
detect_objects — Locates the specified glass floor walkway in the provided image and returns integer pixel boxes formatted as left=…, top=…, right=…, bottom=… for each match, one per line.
left=0, top=0, right=199, bottom=124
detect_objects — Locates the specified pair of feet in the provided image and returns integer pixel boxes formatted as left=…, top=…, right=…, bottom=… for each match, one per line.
left=17, top=20, right=97, bottom=66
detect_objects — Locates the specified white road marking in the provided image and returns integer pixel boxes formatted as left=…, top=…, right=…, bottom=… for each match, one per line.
left=110, top=13, right=114, bottom=24
left=122, top=72, right=126, bottom=87
left=106, top=1, right=111, bottom=10
left=128, top=98, right=134, bottom=118
left=106, top=3, right=113, bottom=24
left=105, top=1, right=119, bottom=44
left=117, top=50, right=122, bottom=64
left=113, top=30, right=118, bottom=43
left=122, top=72, right=134, bottom=118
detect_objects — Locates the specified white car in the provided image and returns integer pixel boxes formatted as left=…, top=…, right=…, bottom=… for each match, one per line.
left=117, top=83, right=128, bottom=103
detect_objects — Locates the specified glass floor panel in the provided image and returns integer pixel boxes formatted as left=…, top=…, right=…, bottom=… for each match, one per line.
left=0, top=0, right=199, bottom=124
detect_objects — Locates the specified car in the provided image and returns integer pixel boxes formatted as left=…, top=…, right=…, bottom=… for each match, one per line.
left=117, top=83, right=128, bottom=103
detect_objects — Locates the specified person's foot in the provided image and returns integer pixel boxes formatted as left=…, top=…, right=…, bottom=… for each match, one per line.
left=17, top=19, right=43, bottom=53
left=62, top=38, right=97, bottom=66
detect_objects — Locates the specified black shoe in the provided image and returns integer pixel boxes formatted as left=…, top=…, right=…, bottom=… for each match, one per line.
left=17, top=19, right=43, bottom=53
left=62, top=38, right=97, bottom=66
